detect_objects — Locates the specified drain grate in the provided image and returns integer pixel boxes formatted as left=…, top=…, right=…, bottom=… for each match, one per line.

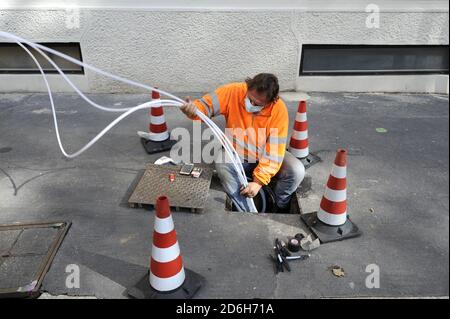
left=0, top=221, right=71, bottom=298
left=128, top=164, right=213, bottom=213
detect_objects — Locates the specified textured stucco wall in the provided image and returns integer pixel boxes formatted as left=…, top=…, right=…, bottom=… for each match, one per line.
left=0, top=9, right=448, bottom=93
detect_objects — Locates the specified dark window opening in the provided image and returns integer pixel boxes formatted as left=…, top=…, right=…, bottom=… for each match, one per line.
left=0, top=42, right=84, bottom=74
left=300, top=45, right=449, bottom=76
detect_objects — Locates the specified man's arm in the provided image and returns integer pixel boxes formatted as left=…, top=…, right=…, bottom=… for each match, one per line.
left=180, top=85, right=232, bottom=120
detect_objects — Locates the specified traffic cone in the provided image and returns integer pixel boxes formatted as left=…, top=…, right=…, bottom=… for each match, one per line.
left=138, top=90, right=177, bottom=154
left=127, top=196, right=204, bottom=299
left=301, top=149, right=361, bottom=243
left=288, top=101, right=320, bottom=169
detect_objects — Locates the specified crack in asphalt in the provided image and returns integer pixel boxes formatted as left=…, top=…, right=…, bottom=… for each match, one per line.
left=0, top=165, right=140, bottom=196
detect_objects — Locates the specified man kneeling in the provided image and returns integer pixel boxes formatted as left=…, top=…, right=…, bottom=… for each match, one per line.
left=181, top=73, right=305, bottom=213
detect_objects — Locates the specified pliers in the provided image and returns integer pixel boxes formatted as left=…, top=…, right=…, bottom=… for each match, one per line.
left=270, top=238, right=310, bottom=274
left=270, top=238, right=291, bottom=274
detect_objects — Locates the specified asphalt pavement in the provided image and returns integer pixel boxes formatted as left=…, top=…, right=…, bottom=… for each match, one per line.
left=0, top=92, right=448, bottom=298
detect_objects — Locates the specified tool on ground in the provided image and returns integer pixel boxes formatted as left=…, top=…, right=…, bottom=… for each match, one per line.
left=279, top=239, right=291, bottom=257
left=286, top=254, right=310, bottom=261
left=270, top=238, right=291, bottom=274
left=270, top=237, right=311, bottom=274
left=127, top=196, right=204, bottom=299
left=287, top=237, right=301, bottom=252
left=154, top=156, right=177, bottom=166
left=179, top=163, right=195, bottom=176
left=273, top=238, right=291, bottom=274
left=191, top=167, right=203, bottom=178
left=301, top=149, right=361, bottom=243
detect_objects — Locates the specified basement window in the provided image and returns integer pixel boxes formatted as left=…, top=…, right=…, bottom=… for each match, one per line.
left=300, top=45, right=449, bottom=76
left=0, top=42, right=84, bottom=74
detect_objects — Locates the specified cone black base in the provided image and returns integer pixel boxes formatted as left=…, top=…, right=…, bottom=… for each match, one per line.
left=127, top=268, right=204, bottom=299
left=141, top=137, right=177, bottom=154
left=301, top=211, right=362, bottom=243
left=300, top=153, right=322, bottom=170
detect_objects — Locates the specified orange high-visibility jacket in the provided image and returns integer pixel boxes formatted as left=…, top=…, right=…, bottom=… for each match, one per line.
left=191, top=82, right=289, bottom=186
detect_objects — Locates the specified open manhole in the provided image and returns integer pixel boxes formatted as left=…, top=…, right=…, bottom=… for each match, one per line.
left=224, top=176, right=311, bottom=214
left=225, top=188, right=303, bottom=214
left=0, top=221, right=71, bottom=298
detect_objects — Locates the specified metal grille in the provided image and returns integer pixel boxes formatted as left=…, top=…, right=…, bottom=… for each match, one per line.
left=0, top=43, right=84, bottom=74
left=128, top=164, right=213, bottom=212
left=300, top=44, right=449, bottom=76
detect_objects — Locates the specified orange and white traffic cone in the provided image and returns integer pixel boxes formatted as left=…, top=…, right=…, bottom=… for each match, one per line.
left=289, top=101, right=309, bottom=158
left=138, top=90, right=176, bottom=154
left=317, top=149, right=348, bottom=227
left=288, top=101, right=320, bottom=169
left=301, top=149, right=361, bottom=243
left=127, top=196, right=203, bottom=299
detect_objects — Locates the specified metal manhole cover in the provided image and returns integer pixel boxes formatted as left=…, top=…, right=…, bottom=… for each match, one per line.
left=0, top=221, right=71, bottom=298
left=128, top=164, right=213, bottom=213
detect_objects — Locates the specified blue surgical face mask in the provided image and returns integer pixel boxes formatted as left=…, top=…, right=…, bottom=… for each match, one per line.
left=245, top=97, right=264, bottom=113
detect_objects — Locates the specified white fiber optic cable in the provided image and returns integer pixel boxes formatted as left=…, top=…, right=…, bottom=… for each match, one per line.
left=1, top=31, right=256, bottom=212
left=17, top=33, right=246, bottom=181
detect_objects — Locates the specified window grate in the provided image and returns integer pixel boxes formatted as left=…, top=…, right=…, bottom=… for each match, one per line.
left=300, top=45, right=449, bottom=76
left=0, top=42, right=84, bottom=74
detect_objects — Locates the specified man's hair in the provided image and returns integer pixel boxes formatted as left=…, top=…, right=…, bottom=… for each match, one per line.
left=245, top=73, right=279, bottom=104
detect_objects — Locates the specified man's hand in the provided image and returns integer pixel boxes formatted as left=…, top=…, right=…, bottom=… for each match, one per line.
left=180, top=97, right=197, bottom=118
left=240, top=182, right=262, bottom=198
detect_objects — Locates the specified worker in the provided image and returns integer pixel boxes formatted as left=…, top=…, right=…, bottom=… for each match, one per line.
left=180, top=73, right=305, bottom=213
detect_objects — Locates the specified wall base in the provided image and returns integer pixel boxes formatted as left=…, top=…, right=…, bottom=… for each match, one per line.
left=297, top=74, right=449, bottom=94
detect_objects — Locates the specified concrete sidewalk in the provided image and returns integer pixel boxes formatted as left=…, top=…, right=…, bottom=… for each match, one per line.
left=0, top=92, right=448, bottom=298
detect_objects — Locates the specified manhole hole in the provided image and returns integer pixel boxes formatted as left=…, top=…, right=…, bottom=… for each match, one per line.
left=225, top=187, right=305, bottom=214
left=0, top=221, right=71, bottom=298
left=223, top=176, right=311, bottom=214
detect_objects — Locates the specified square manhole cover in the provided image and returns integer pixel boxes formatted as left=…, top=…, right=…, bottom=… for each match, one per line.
left=128, top=164, right=213, bottom=213
left=0, top=221, right=71, bottom=298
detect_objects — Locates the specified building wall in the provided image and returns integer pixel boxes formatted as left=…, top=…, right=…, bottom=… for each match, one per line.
left=0, top=1, right=448, bottom=93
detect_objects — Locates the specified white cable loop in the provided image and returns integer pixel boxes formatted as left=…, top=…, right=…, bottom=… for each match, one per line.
left=0, top=31, right=257, bottom=212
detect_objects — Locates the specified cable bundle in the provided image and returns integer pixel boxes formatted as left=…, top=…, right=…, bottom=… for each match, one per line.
left=0, top=31, right=257, bottom=212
